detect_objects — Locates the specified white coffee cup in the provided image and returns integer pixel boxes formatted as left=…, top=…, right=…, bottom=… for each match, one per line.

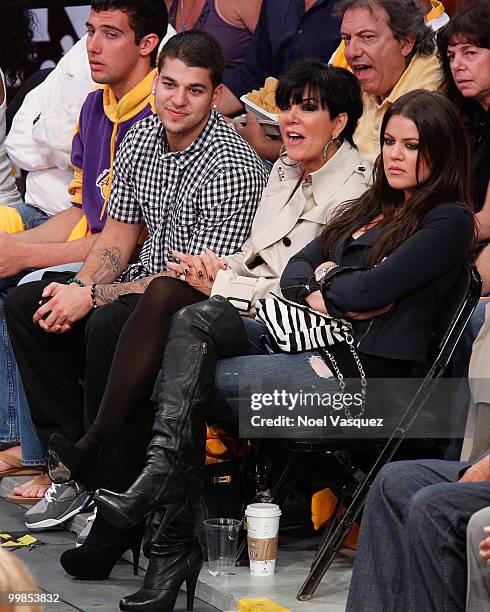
left=245, top=503, right=281, bottom=576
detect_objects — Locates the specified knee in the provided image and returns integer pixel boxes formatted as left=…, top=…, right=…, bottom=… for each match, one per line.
left=170, top=296, right=246, bottom=356
left=369, top=461, right=410, bottom=504
left=143, top=276, right=179, bottom=307
left=467, top=507, right=490, bottom=548
left=5, top=282, right=43, bottom=324
left=406, top=483, right=458, bottom=537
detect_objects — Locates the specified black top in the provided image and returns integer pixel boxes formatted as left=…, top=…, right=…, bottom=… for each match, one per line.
left=469, top=107, right=490, bottom=213
left=223, top=0, right=340, bottom=100
left=280, top=203, right=474, bottom=363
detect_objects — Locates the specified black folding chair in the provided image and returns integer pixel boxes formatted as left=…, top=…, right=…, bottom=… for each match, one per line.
left=235, top=265, right=481, bottom=599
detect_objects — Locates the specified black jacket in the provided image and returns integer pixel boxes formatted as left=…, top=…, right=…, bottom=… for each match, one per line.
left=280, top=203, right=474, bottom=363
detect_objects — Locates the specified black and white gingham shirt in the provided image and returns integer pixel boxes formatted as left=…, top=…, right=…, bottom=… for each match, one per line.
left=107, top=110, right=268, bottom=282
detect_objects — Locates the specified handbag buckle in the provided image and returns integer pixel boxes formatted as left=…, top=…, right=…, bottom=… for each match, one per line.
left=213, top=475, right=233, bottom=485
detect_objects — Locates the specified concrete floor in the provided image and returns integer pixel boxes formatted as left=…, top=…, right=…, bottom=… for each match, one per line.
left=0, top=475, right=353, bottom=611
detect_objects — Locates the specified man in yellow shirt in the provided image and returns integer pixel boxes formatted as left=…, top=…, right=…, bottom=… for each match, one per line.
left=331, top=0, right=449, bottom=69
left=337, top=0, right=443, bottom=163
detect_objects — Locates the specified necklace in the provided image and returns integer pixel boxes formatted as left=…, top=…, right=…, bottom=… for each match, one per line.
left=179, top=0, right=193, bottom=32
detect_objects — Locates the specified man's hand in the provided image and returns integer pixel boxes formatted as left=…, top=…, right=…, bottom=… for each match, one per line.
left=33, top=282, right=92, bottom=333
left=459, top=455, right=490, bottom=483
left=235, top=112, right=282, bottom=160
left=479, top=526, right=490, bottom=563
left=167, top=249, right=227, bottom=296
left=0, top=234, right=28, bottom=277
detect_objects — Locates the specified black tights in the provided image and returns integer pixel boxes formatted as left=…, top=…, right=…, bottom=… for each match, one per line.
left=88, top=277, right=205, bottom=447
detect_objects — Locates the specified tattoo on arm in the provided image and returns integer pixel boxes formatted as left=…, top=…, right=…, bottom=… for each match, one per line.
left=91, top=247, right=123, bottom=284
left=93, top=273, right=170, bottom=305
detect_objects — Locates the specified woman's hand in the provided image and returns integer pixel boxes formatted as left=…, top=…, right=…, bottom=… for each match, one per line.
left=345, top=304, right=394, bottom=320
left=167, top=249, right=228, bottom=296
left=305, top=290, right=328, bottom=313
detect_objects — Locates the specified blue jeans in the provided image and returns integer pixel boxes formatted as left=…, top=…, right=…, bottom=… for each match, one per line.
left=346, top=458, right=490, bottom=612
left=215, top=318, right=340, bottom=420
left=0, top=254, right=82, bottom=466
left=9, top=202, right=49, bottom=230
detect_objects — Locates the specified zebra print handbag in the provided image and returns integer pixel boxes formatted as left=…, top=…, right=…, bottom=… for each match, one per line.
left=255, top=293, right=353, bottom=353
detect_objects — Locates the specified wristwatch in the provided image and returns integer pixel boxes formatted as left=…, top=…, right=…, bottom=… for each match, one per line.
left=315, top=261, right=338, bottom=283
left=306, top=262, right=337, bottom=295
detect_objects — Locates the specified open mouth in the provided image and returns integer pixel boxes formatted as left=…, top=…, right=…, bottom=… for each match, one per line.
left=286, top=131, right=305, bottom=144
left=352, top=65, right=372, bottom=78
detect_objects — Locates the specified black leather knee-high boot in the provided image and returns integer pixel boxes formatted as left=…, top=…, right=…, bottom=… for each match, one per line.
left=95, top=296, right=246, bottom=530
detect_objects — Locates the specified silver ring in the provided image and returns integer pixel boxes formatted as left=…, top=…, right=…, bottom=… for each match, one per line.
left=179, top=274, right=186, bottom=281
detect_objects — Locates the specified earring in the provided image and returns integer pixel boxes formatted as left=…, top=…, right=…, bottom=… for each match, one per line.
left=212, top=103, right=217, bottom=110
left=322, top=137, right=342, bottom=161
left=151, top=89, right=156, bottom=95
left=279, top=144, right=300, bottom=167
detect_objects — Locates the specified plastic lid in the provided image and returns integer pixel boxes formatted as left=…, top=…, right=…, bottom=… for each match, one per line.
left=245, top=503, right=282, bottom=518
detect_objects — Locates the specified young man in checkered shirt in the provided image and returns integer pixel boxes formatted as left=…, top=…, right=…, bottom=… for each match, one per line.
left=5, top=31, right=267, bottom=473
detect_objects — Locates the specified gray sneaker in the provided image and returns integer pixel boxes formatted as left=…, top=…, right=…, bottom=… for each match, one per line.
left=75, top=507, right=97, bottom=547
left=24, top=482, right=92, bottom=530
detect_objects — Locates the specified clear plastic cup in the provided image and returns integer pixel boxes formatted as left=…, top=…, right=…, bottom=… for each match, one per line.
left=204, top=518, right=242, bottom=576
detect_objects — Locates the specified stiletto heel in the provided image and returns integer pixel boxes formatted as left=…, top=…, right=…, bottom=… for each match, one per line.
left=185, top=570, right=199, bottom=611
left=119, top=536, right=203, bottom=611
left=132, top=543, right=141, bottom=576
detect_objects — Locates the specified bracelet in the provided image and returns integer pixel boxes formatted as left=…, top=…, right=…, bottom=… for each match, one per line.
left=90, top=284, right=98, bottom=309
left=67, top=277, right=86, bottom=288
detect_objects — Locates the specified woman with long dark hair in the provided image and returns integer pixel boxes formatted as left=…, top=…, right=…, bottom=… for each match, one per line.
left=93, top=89, right=476, bottom=611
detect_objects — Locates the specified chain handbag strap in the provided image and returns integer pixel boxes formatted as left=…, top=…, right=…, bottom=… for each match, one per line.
left=319, top=334, right=367, bottom=419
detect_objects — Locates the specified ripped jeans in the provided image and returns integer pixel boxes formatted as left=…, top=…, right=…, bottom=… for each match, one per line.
left=216, top=318, right=343, bottom=421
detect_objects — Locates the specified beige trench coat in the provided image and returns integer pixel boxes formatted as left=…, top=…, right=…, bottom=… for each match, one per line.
left=211, top=141, right=372, bottom=314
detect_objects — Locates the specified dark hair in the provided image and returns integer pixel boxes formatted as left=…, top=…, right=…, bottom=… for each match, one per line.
left=437, top=1, right=490, bottom=128
left=335, top=0, right=435, bottom=62
left=91, top=0, right=168, bottom=64
left=275, top=60, right=363, bottom=146
left=320, top=90, right=476, bottom=265
left=0, top=0, right=33, bottom=85
left=157, top=30, right=225, bottom=89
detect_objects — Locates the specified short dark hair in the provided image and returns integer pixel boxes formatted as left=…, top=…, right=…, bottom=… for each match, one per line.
left=437, top=1, right=490, bottom=126
left=157, top=30, right=226, bottom=89
left=275, top=60, right=363, bottom=146
left=91, top=0, right=168, bottom=64
left=335, top=0, right=435, bottom=61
